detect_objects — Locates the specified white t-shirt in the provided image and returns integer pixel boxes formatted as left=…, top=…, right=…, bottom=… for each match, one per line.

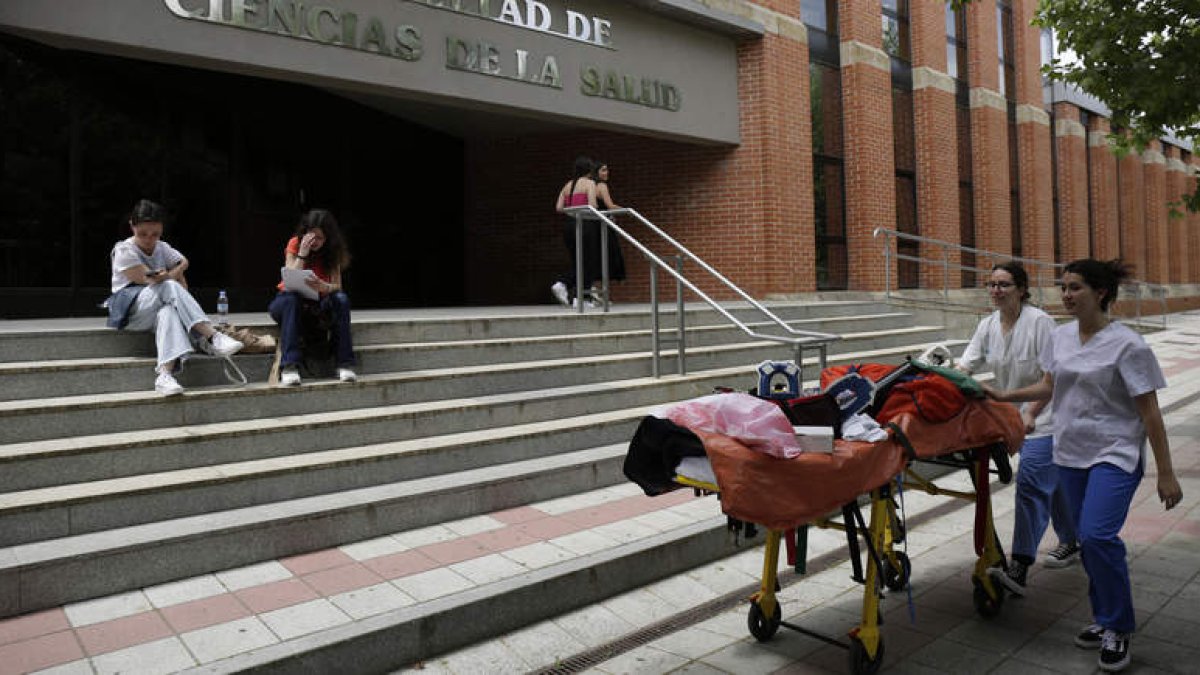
left=1040, top=320, right=1166, bottom=472
left=110, top=238, right=184, bottom=293
left=959, top=304, right=1056, bottom=437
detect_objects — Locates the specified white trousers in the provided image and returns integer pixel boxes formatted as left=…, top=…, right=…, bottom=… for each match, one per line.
left=124, top=280, right=210, bottom=369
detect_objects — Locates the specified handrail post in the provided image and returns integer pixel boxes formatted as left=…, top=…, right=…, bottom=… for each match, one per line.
left=675, top=255, right=686, bottom=376
left=650, top=264, right=660, bottom=378
left=600, top=216, right=610, bottom=312
left=942, top=246, right=949, bottom=305
left=883, top=231, right=892, bottom=299
left=574, top=212, right=584, bottom=314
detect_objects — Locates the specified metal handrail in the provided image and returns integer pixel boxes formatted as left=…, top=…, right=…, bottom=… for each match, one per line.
left=565, top=205, right=841, bottom=377
left=872, top=227, right=1168, bottom=328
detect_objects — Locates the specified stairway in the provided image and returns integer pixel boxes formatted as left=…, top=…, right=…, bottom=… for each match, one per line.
left=0, top=302, right=965, bottom=670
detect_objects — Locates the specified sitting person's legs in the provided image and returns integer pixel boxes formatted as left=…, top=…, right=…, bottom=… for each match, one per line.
left=128, top=280, right=241, bottom=395
left=321, top=291, right=355, bottom=369
left=269, top=292, right=306, bottom=368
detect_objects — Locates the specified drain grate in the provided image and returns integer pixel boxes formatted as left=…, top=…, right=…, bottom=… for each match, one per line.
left=527, top=492, right=973, bottom=674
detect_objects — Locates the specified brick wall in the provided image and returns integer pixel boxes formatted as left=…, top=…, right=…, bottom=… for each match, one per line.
left=910, top=0, right=960, bottom=289
left=458, top=0, right=1194, bottom=303
left=840, top=0, right=897, bottom=291
left=1165, top=145, right=1188, bottom=283
left=1117, top=140, right=1147, bottom=277
left=1143, top=140, right=1168, bottom=282
left=1053, top=102, right=1089, bottom=262
left=966, top=2, right=1011, bottom=258
left=1087, top=117, right=1120, bottom=260
left=462, top=5, right=812, bottom=303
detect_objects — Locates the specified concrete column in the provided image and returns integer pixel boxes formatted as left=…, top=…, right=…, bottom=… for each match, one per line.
left=839, top=0, right=896, bottom=290
left=1086, top=117, right=1120, bottom=260
left=966, top=0, right=1011, bottom=258
left=1053, top=102, right=1088, bottom=263
left=1143, top=140, right=1167, bottom=282
left=1117, top=136, right=1146, bottom=278
left=1165, top=145, right=1188, bottom=284
left=1012, top=0, right=1053, bottom=275
left=909, top=0, right=959, bottom=289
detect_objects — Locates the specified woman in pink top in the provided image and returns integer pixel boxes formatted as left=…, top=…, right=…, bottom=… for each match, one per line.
left=550, top=156, right=599, bottom=307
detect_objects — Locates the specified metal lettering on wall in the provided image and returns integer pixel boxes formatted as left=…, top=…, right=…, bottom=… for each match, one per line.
left=407, top=0, right=613, bottom=49
left=162, top=0, right=681, bottom=111
left=163, top=0, right=423, bottom=59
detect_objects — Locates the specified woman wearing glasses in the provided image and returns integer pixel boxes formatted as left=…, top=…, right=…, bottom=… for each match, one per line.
left=958, top=262, right=1078, bottom=597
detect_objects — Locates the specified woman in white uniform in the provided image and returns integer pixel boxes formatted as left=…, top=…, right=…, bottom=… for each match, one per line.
left=987, top=259, right=1181, bottom=673
left=958, top=262, right=1078, bottom=598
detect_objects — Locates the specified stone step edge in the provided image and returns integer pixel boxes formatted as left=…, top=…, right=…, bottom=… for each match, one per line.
left=0, top=331, right=961, bottom=417
left=0, top=300, right=891, bottom=339
left=0, top=409, right=645, bottom=515
left=0, top=338, right=966, bottom=459
left=183, top=516, right=741, bottom=675
left=0, top=444, right=628, bottom=617
left=0, top=312, right=916, bottom=373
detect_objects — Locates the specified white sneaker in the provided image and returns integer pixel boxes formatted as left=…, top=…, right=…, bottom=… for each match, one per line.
left=204, top=331, right=244, bottom=357
left=280, top=366, right=301, bottom=386
left=550, top=282, right=570, bottom=306
left=337, top=367, right=357, bottom=382
left=155, top=371, right=184, bottom=396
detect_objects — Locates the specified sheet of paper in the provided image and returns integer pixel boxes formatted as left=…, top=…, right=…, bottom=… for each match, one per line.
left=281, top=267, right=318, bottom=301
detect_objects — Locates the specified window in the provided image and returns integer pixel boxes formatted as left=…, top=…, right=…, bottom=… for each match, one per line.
left=958, top=104, right=977, bottom=287
left=882, top=0, right=911, bottom=62
left=811, top=61, right=847, bottom=290
left=997, top=1, right=1015, bottom=100
left=945, top=2, right=967, bottom=82
left=801, top=0, right=837, bottom=32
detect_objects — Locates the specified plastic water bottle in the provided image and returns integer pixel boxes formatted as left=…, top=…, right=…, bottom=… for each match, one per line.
left=216, top=289, right=229, bottom=324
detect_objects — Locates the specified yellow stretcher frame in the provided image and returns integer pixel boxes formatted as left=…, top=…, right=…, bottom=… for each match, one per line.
left=674, top=442, right=1012, bottom=675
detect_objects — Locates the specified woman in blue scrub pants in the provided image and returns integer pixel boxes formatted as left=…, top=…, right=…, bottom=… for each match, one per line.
left=987, top=259, right=1181, bottom=673
left=958, top=262, right=1077, bottom=597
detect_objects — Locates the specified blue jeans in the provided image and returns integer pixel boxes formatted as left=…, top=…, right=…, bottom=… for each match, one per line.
left=268, top=291, right=355, bottom=368
left=1010, top=435, right=1077, bottom=561
left=1057, top=461, right=1143, bottom=633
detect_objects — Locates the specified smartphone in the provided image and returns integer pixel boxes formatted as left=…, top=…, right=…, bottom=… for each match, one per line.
left=147, top=268, right=165, bottom=278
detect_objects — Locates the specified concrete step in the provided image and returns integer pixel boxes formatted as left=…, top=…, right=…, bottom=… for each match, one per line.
left=0, top=302, right=894, bottom=363
left=0, top=339, right=964, bottom=487
left=0, top=409, right=648, bottom=547
left=0, top=443, right=634, bottom=618
left=0, top=327, right=955, bottom=446
left=0, top=312, right=915, bottom=402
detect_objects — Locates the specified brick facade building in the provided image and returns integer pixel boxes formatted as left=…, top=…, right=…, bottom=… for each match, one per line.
left=1, top=0, right=1197, bottom=316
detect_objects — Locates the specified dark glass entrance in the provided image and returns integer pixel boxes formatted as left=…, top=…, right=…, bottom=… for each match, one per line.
left=0, top=34, right=463, bottom=317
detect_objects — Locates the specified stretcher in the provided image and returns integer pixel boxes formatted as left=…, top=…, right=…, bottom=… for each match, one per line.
left=643, top=360, right=1024, bottom=675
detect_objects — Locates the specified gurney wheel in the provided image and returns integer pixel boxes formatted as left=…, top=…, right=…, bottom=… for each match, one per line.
left=972, top=582, right=1004, bottom=618
left=848, top=635, right=884, bottom=675
left=882, top=552, right=911, bottom=592
left=747, top=601, right=781, bottom=642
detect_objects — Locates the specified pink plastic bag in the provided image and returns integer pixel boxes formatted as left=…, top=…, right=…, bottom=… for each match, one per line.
left=664, top=393, right=803, bottom=459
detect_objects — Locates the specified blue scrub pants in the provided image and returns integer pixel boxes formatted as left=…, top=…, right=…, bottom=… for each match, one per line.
left=1011, top=435, right=1077, bottom=561
left=1057, top=461, right=1144, bottom=633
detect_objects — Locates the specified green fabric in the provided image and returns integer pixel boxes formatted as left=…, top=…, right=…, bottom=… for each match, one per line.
left=910, top=361, right=986, bottom=398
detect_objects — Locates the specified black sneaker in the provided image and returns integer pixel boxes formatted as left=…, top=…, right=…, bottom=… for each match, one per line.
left=1044, top=541, right=1081, bottom=568
left=1099, top=629, right=1131, bottom=671
left=1075, top=623, right=1104, bottom=649
left=989, top=559, right=1027, bottom=597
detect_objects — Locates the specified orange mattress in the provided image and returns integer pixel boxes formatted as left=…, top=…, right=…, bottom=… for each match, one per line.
left=693, top=399, right=1025, bottom=530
